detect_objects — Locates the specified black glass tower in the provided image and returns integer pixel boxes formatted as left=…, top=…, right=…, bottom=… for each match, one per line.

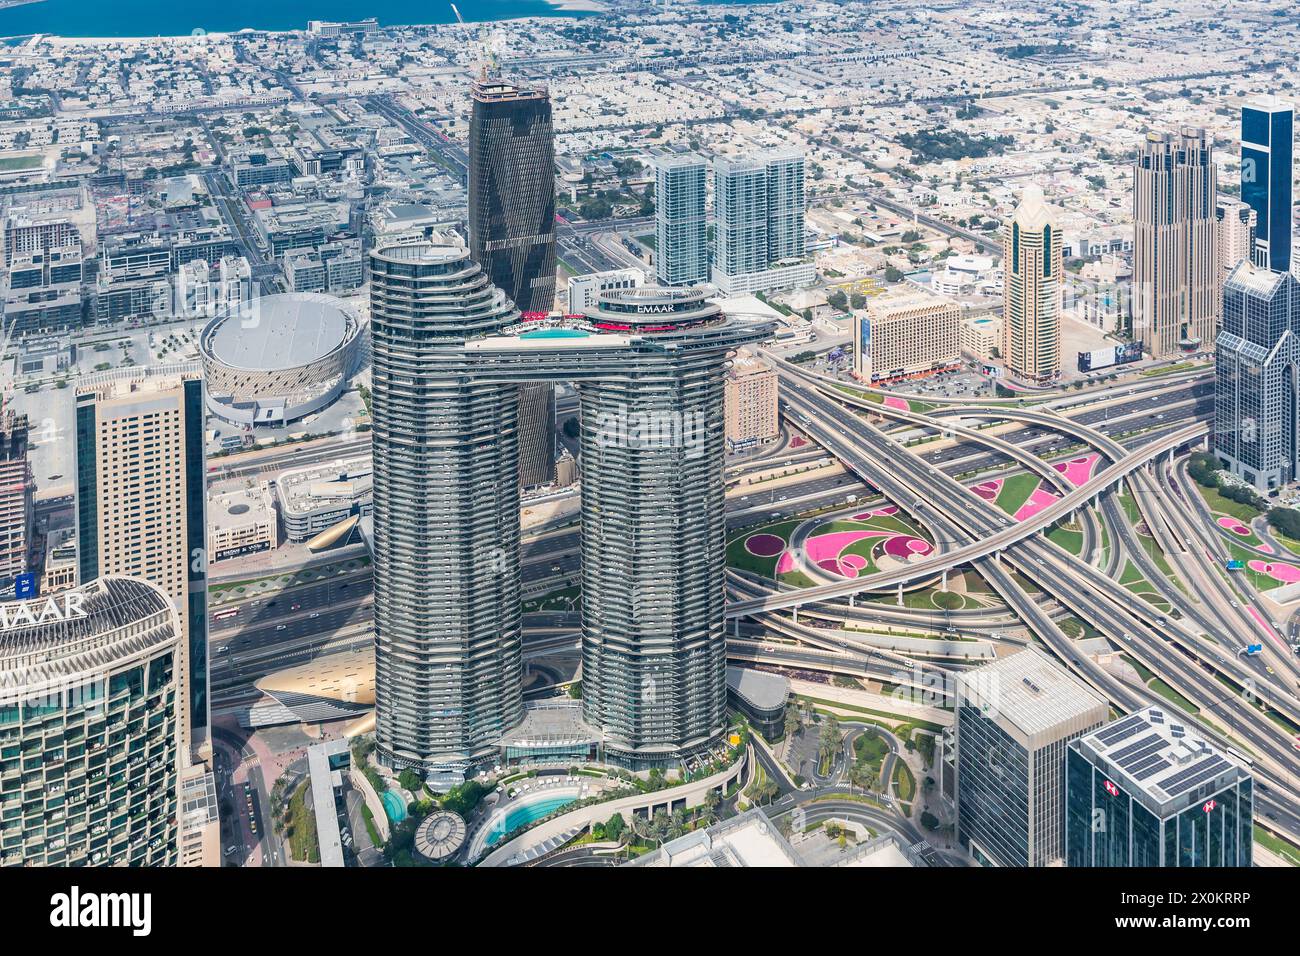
left=468, top=79, right=558, bottom=487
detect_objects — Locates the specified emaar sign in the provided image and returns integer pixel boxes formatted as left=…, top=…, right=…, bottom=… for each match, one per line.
left=0, top=592, right=87, bottom=630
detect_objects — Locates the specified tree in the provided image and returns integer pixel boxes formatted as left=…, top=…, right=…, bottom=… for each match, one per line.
left=827, top=289, right=849, bottom=311
left=605, top=813, right=626, bottom=843
left=1268, top=507, right=1300, bottom=541
left=849, top=292, right=867, bottom=310
left=398, top=768, right=422, bottom=793
left=783, top=701, right=802, bottom=739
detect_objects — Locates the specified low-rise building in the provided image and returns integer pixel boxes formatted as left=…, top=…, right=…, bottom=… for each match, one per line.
left=207, top=484, right=277, bottom=562
left=275, top=457, right=372, bottom=543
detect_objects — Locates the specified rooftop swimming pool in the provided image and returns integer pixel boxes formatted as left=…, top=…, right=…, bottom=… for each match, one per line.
left=484, top=794, right=576, bottom=847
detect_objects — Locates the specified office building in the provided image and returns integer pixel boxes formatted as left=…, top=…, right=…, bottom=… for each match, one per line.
left=724, top=348, right=779, bottom=451
left=1216, top=197, right=1257, bottom=277
left=1066, top=707, right=1253, bottom=867
left=0, top=577, right=182, bottom=866
left=954, top=648, right=1108, bottom=867
left=75, top=367, right=209, bottom=762
left=283, top=240, right=364, bottom=294
left=853, top=287, right=961, bottom=382
left=712, top=151, right=815, bottom=296
left=276, top=457, right=372, bottom=543
left=1240, top=97, right=1293, bottom=274
left=653, top=153, right=709, bottom=286
left=252, top=201, right=351, bottom=258
left=1001, top=185, right=1063, bottom=385
left=1213, top=262, right=1300, bottom=491
left=567, top=267, right=645, bottom=313
left=368, top=238, right=772, bottom=777
left=0, top=412, right=31, bottom=588
left=467, top=79, right=559, bottom=488
left=1132, top=129, right=1218, bottom=357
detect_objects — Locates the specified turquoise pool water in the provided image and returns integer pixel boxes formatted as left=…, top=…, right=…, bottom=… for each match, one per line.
left=485, top=795, right=575, bottom=847
left=381, top=790, right=406, bottom=823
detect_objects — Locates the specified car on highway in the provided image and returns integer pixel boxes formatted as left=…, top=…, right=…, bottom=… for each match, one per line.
left=275, top=624, right=287, bottom=631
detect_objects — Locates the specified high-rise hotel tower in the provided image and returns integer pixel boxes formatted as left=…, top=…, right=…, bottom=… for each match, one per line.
left=369, top=236, right=772, bottom=775
left=1132, top=128, right=1219, bottom=358
left=1001, top=185, right=1063, bottom=385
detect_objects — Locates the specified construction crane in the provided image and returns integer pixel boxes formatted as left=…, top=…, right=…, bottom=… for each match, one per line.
left=450, top=4, right=496, bottom=80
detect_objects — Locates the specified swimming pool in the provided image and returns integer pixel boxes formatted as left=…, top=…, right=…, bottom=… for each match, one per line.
left=381, top=790, right=407, bottom=823
left=484, top=795, right=576, bottom=847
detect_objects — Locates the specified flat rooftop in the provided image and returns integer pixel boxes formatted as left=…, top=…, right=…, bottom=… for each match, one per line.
left=1073, top=706, right=1250, bottom=814
left=956, top=647, right=1108, bottom=743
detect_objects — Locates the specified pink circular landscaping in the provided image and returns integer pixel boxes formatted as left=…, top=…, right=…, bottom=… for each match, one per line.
left=971, top=479, right=1002, bottom=501
left=1217, top=516, right=1252, bottom=537
left=745, top=533, right=786, bottom=556
left=1054, top=454, right=1101, bottom=488
left=1247, top=560, right=1300, bottom=584
left=1013, top=487, right=1061, bottom=523
left=852, top=505, right=899, bottom=520
left=804, top=528, right=932, bottom=579
left=883, top=396, right=909, bottom=410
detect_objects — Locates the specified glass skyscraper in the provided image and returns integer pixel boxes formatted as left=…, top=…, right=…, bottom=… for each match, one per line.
left=1066, top=707, right=1253, bottom=867
left=1240, top=97, right=1293, bottom=275
left=712, top=150, right=813, bottom=296
left=468, top=79, right=558, bottom=488
left=369, top=235, right=773, bottom=776
left=954, top=649, right=1108, bottom=867
left=653, top=153, right=709, bottom=286
left=369, top=241, right=524, bottom=777
left=0, top=577, right=182, bottom=867
left=1213, top=263, right=1300, bottom=491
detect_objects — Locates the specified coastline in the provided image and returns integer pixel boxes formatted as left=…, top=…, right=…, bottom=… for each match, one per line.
left=1, top=0, right=606, bottom=43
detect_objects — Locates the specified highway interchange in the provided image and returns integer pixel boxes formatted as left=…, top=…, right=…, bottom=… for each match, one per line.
left=207, top=355, right=1300, bottom=857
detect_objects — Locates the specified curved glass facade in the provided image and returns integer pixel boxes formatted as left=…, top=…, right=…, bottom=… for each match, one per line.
left=369, top=243, right=523, bottom=773
left=0, top=577, right=181, bottom=867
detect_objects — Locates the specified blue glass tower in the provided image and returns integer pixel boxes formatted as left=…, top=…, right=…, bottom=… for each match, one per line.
left=1240, top=98, right=1293, bottom=274
left=1067, top=707, right=1253, bottom=867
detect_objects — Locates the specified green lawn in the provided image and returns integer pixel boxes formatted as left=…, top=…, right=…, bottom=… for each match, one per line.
left=286, top=785, right=320, bottom=864
left=0, top=155, right=42, bottom=172
left=726, top=519, right=802, bottom=577
left=1047, top=522, right=1084, bottom=556
left=893, top=761, right=916, bottom=803
left=1255, top=826, right=1300, bottom=866
left=993, top=472, right=1041, bottom=516
left=1194, top=482, right=1263, bottom=523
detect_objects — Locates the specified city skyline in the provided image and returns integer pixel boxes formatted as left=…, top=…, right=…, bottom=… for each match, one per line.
left=0, top=2, right=1295, bottom=896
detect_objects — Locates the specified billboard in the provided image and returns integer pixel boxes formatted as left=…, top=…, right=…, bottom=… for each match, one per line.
left=1077, top=342, right=1142, bottom=373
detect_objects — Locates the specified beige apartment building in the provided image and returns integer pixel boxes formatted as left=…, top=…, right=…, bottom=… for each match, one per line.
left=1132, top=129, right=1219, bottom=358
left=1002, top=186, right=1063, bottom=385
left=725, top=348, right=779, bottom=451
left=853, top=287, right=961, bottom=382
left=1216, top=197, right=1257, bottom=277
left=74, top=366, right=218, bottom=865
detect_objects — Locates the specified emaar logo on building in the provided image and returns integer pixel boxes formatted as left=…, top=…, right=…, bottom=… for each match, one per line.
left=0, top=592, right=87, bottom=631
left=49, top=887, right=151, bottom=937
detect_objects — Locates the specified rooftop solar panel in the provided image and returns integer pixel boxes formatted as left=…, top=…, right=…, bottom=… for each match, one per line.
left=1160, top=757, right=1230, bottom=798
left=1094, top=713, right=1146, bottom=746
left=1116, top=738, right=1167, bottom=771
left=1110, top=732, right=1163, bottom=766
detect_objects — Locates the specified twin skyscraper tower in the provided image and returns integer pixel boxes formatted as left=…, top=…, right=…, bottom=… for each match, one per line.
left=369, top=80, right=773, bottom=778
